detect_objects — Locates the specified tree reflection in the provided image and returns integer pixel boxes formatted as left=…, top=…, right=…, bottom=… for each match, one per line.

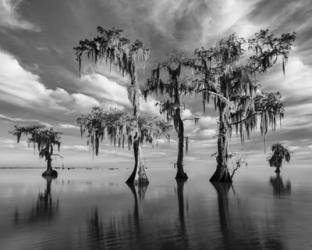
left=14, top=176, right=59, bottom=224
left=212, top=183, right=287, bottom=250
left=87, top=209, right=104, bottom=250
left=213, top=183, right=231, bottom=241
left=126, top=183, right=149, bottom=236
left=270, top=173, right=291, bottom=196
left=86, top=183, right=149, bottom=250
left=175, top=180, right=189, bottom=249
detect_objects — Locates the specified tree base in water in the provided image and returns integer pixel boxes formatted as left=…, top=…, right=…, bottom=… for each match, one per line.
left=275, top=168, right=281, bottom=173
left=134, top=176, right=149, bottom=186
left=175, top=171, right=188, bottom=180
left=210, top=167, right=232, bottom=183
left=42, top=169, right=58, bottom=178
left=126, top=174, right=149, bottom=186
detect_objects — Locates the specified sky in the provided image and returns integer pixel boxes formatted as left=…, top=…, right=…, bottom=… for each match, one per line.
left=0, top=0, right=311, bottom=168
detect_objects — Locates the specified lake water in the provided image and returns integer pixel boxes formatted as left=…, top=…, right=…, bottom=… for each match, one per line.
left=0, top=162, right=312, bottom=250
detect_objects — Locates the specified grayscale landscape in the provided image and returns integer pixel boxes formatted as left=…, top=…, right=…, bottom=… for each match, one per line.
left=0, top=0, right=311, bottom=249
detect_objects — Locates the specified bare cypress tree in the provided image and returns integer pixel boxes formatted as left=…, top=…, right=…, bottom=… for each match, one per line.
left=143, top=56, right=199, bottom=180
left=11, top=125, right=62, bottom=177
left=189, top=29, right=295, bottom=182
left=74, top=27, right=152, bottom=184
left=77, top=107, right=171, bottom=184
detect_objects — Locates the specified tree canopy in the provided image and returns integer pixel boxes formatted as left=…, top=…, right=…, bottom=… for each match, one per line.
left=188, top=29, right=295, bottom=142
left=269, top=143, right=291, bottom=168
left=77, top=107, right=172, bottom=156
left=10, top=125, right=62, bottom=160
left=74, top=26, right=150, bottom=117
left=143, top=55, right=199, bottom=131
left=74, top=26, right=150, bottom=77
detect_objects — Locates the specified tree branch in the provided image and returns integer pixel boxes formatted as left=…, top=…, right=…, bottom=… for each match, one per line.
left=230, top=112, right=261, bottom=126
left=182, top=117, right=200, bottom=121
left=199, top=89, right=231, bottom=105
left=52, top=154, right=64, bottom=158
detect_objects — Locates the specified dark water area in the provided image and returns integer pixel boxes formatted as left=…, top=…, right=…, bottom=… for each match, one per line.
left=0, top=164, right=312, bottom=250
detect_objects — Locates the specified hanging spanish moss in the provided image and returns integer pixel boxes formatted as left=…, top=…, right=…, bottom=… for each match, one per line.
left=10, top=125, right=62, bottom=177
left=144, top=55, right=199, bottom=180
left=268, top=143, right=291, bottom=173
left=77, top=107, right=172, bottom=184
left=188, top=29, right=295, bottom=183
left=74, top=27, right=153, bottom=185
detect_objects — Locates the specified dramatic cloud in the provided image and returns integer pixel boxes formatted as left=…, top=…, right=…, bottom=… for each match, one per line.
left=57, top=123, right=79, bottom=130
left=0, top=49, right=102, bottom=114
left=0, top=113, right=52, bottom=127
left=80, top=72, right=161, bottom=116
left=0, top=0, right=40, bottom=31
left=0, top=0, right=311, bottom=166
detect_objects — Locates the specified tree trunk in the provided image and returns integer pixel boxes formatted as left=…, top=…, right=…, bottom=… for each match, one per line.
left=176, top=111, right=188, bottom=180
left=42, top=155, right=58, bottom=178
left=126, top=64, right=149, bottom=185
left=172, top=65, right=188, bottom=180
left=210, top=105, right=232, bottom=183
left=47, top=158, right=52, bottom=172
left=136, top=143, right=149, bottom=185
left=126, top=140, right=149, bottom=185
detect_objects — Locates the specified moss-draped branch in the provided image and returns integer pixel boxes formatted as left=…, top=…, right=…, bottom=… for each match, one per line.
left=74, top=26, right=150, bottom=118
left=77, top=107, right=172, bottom=156
left=269, top=143, right=291, bottom=168
left=190, top=29, right=295, bottom=143
left=10, top=125, right=62, bottom=160
left=74, top=26, right=150, bottom=77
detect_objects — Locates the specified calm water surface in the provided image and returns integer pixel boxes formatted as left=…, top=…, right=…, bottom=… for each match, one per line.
left=0, top=163, right=312, bottom=250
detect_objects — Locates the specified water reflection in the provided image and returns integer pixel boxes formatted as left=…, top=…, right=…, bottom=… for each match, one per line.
left=2, top=168, right=305, bottom=249
left=213, top=183, right=286, bottom=250
left=85, top=181, right=192, bottom=250
left=87, top=209, right=104, bottom=249
left=86, top=183, right=149, bottom=250
left=270, top=173, right=291, bottom=196
left=14, top=176, right=59, bottom=224
left=175, top=180, right=189, bottom=249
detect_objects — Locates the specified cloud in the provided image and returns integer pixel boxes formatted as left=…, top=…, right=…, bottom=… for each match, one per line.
left=189, top=128, right=216, bottom=140
left=200, top=0, right=261, bottom=40
left=0, top=49, right=103, bottom=114
left=0, top=0, right=40, bottom=31
left=263, top=57, right=312, bottom=101
left=0, top=114, right=80, bottom=131
left=72, top=93, right=100, bottom=110
left=0, top=113, right=52, bottom=127
left=259, top=57, right=312, bottom=133
left=0, top=136, right=28, bottom=149
left=80, top=72, right=161, bottom=115
left=57, top=123, right=79, bottom=130
left=80, top=73, right=130, bottom=107
left=136, top=0, right=261, bottom=46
